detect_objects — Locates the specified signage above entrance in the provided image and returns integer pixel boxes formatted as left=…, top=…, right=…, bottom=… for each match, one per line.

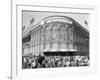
left=40, top=17, right=72, bottom=25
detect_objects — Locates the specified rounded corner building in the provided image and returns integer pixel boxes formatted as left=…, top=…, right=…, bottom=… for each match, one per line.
left=22, top=15, right=89, bottom=57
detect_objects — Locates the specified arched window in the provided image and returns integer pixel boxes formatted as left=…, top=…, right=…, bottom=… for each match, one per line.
left=52, top=24, right=58, bottom=41
left=59, top=25, right=67, bottom=50
left=45, top=24, right=52, bottom=42
left=59, top=25, right=67, bottom=42
left=51, top=24, right=60, bottom=50
left=44, top=24, right=53, bottom=50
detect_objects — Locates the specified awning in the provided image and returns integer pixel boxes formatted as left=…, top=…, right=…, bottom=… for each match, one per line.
left=43, top=48, right=76, bottom=52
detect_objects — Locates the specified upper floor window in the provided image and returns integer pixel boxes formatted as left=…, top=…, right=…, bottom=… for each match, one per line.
left=22, top=34, right=31, bottom=43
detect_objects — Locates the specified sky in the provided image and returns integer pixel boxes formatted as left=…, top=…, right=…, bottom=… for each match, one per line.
left=22, top=11, right=89, bottom=31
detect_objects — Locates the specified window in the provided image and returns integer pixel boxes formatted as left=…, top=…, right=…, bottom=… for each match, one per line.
left=22, top=34, right=31, bottom=43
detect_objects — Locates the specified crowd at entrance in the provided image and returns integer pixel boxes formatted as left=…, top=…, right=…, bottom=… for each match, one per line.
left=22, top=52, right=89, bottom=69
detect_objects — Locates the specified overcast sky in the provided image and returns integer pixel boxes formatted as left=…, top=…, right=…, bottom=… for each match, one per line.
left=22, top=11, right=89, bottom=31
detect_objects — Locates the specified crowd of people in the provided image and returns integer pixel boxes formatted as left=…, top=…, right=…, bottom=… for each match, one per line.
left=22, top=55, right=89, bottom=69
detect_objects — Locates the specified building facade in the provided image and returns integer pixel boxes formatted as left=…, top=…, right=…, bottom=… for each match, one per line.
left=22, top=15, right=89, bottom=57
